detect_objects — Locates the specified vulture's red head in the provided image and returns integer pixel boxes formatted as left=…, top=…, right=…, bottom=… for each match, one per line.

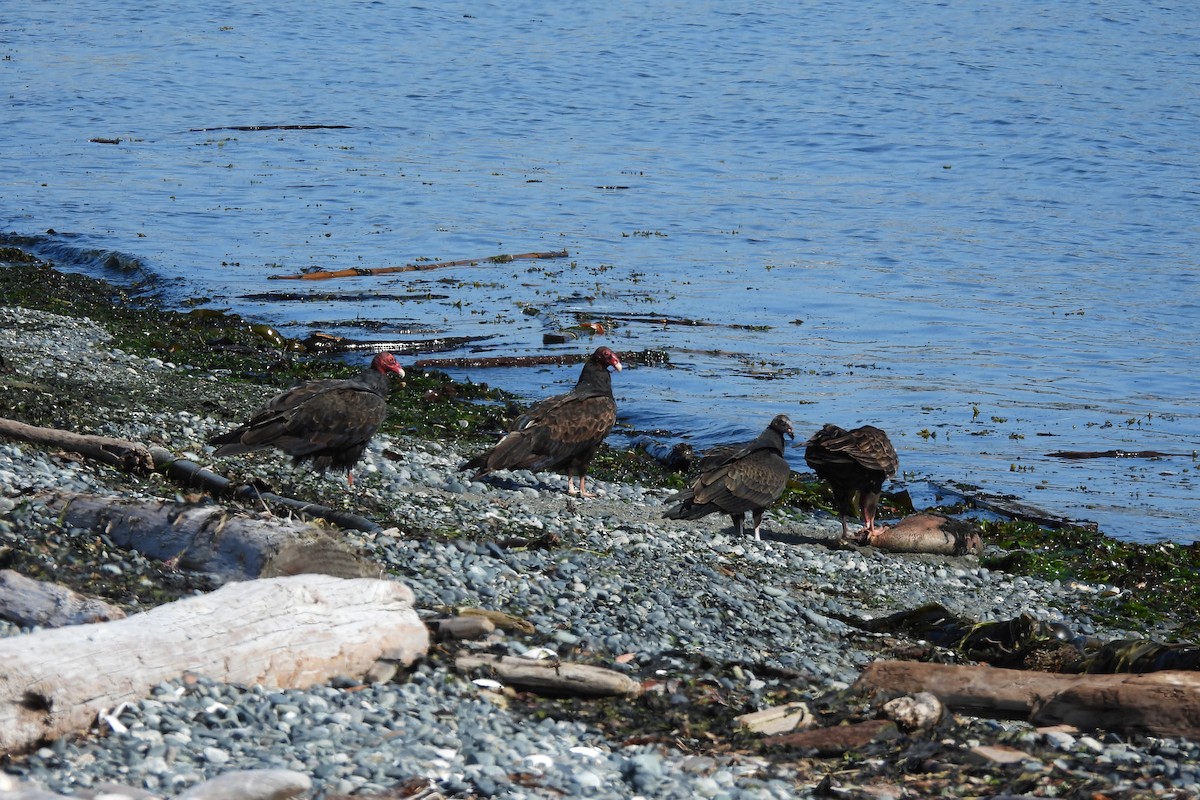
left=592, top=346, right=623, bottom=373
left=371, top=352, right=405, bottom=378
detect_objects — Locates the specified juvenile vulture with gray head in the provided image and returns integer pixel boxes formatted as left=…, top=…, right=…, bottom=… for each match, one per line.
left=209, top=351, right=403, bottom=481
left=662, top=413, right=795, bottom=540
left=461, top=346, right=623, bottom=497
left=804, top=423, right=898, bottom=539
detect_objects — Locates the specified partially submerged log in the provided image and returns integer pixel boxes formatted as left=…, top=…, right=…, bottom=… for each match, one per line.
left=455, top=652, right=642, bottom=698
left=930, top=480, right=1098, bottom=531
left=268, top=249, right=570, bottom=281
left=0, top=574, right=428, bottom=755
left=413, top=348, right=669, bottom=370
left=1046, top=449, right=1187, bottom=460
left=856, top=660, right=1200, bottom=738
left=0, top=570, right=126, bottom=628
left=42, top=492, right=375, bottom=583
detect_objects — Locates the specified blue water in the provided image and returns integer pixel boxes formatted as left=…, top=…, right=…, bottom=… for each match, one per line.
left=3, top=1, right=1198, bottom=542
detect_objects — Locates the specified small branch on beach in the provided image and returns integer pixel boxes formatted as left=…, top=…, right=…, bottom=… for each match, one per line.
left=0, top=417, right=154, bottom=471
left=0, top=417, right=380, bottom=533
left=267, top=250, right=570, bottom=281
left=413, top=348, right=669, bottom=370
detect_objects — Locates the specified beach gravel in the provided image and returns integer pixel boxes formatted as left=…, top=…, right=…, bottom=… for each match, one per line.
left=1, top=305, right=1197, bottom=799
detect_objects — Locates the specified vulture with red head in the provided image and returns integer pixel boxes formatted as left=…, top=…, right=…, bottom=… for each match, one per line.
left=462, top=346, right=623, bottom=497
left=804, top=423, right=898, bottom=540
left=663, top=413, right=795, bottom=540
left=209, top=351, right=404, bottom=480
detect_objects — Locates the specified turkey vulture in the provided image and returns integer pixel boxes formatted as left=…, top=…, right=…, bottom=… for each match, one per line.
left=461, top=346, right=623, bottom=497
left=662, top=413, right=795, bottom=540
left=209, top=352, right=404, bottom=480
left=804, top=423, right=898, bottom=540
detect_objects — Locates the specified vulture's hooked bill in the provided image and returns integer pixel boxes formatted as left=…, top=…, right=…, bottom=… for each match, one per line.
left=208, top=351, right=404, bottom=481
left=804, top=423, right=899, bottom=540
left=461, top=346, right=623, bottom=497
left=663, top=413, right=795, bottom=540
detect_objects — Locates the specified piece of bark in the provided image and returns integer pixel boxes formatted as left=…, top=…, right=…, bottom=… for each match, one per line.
left=856, top=660, right=1200, bottom=738
left=763, top=719, right=899, bottom=754
left=0, top=574, right=428, bottom=755
left=850, top=514, right=983, bottom=556
left=454, top=652, right=642, bottom=698
left=0, top=569, right=126, bottom=628
left=41, top=492, right=374, bottom=583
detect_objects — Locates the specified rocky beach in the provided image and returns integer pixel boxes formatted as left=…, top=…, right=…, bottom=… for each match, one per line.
left=1, top=260, right=1199, bottom=799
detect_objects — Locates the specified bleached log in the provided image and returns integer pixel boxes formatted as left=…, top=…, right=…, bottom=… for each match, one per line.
left=0, top=574, right=428, bottom=755
left=41, top=492, right=374, bottom=583
left=856, top=660, right=1200, bottom=738
left=0, top=569, right=126, bottom=628
left=455, top=652, right=643, bottom=697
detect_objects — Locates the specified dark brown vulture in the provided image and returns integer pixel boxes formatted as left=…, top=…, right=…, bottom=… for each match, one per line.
left=208, top=352, right=404, bottom=481
left=804, top=423, right=899, bottom=540
left=662, top=413, right=795, bottom=540
left=461, top=346, right=623, bottom=497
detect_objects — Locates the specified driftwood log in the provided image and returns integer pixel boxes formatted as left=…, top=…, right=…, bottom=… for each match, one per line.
left=413, top=348, right=669, bottom=371
left=455, top=652, right=643, bottom=698
left=0, top=569, right=126, bottom=628
left=856, top=660, right=1200, bottom=738
left=0, top=574, right=428, bottom=755
left=0, top=417, right=152, bottom=472
left=267, top=249, right=570, bottom=281
left=0, top=417, right=381, bottom=532
left=41, top=492, right=375, bottom=583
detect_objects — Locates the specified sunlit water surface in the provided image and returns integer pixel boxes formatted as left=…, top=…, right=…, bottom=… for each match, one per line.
left=3, top=1, right=1198, bottom=542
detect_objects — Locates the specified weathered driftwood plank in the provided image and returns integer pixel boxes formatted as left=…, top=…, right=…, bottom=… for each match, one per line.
left=41, top=492, right=374, bottom=583
left=0, top=574, right=428, bottom=755
left=0, top=569, right=126, bottom=628
left=856, top=660, right=1200, bottom=738
left=455, top=652, right=642, bottom=698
